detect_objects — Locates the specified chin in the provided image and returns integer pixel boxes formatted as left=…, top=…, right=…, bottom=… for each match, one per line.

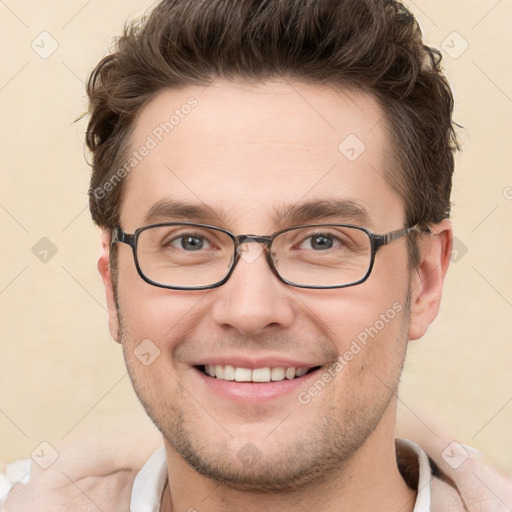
left=154, top=403, right=381, bottom=493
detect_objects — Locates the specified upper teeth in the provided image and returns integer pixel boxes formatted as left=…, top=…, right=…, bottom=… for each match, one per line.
left=205, top=365, right=309, bottom=382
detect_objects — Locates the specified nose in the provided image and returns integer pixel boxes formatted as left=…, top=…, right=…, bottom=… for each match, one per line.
left=210, top=242, right=295, bottom=336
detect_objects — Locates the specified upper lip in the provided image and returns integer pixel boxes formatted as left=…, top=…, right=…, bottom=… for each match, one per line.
left=192, top=355, right=324, bottom=369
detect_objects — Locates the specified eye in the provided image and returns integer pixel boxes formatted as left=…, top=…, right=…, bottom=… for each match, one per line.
left=166, top=233, right=213, bottom=251
left=298, top=233, right=342, bottom=251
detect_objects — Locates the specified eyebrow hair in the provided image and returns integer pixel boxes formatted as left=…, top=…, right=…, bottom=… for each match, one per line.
left=272, top=199, right=372, bottom=228
left=143, top=200, right=227, bottom=225
left=142, top=198, right=372, bottom=229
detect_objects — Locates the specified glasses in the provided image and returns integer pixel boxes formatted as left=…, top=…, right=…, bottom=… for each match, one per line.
left=111, top=222, right=421, bottom=290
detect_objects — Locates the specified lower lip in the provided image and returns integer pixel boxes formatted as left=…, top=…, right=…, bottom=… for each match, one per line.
left=193, top=366, right=323, bottom=403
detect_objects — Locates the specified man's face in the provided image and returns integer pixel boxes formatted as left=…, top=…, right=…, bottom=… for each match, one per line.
left=106, top=80, right=417, bottom=490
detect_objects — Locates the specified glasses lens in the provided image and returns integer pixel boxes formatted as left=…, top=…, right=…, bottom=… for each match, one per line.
left=136, top=224, right=234, bottom=288
left=272, top=225, right=372, bottom=287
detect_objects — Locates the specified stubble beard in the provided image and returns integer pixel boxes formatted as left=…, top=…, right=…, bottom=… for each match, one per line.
left=118, top=292, right=412, bottom=492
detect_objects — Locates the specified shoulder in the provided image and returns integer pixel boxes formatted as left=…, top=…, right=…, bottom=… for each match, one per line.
left=396, top=439, right=466, bottom=511
left=430, top=475, right=466, bottom=512
left=1, top=457, right=134, bottom=512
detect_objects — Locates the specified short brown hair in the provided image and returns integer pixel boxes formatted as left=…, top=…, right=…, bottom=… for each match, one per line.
left=86, top=0, right=460, bottom=267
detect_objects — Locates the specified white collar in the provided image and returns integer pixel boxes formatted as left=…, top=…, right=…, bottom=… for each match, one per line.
left=130, top=446, right=168, bottom=512
left=130, top=440, right=432, bottom=511
left=400, top=438, right=432, bottom=512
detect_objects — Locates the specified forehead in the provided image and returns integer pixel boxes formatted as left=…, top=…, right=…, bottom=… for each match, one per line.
left=121, top=79, right=404, bottom=231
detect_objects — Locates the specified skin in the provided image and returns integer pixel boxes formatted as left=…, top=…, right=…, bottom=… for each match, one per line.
left=97, top=79, right=452, bottom=511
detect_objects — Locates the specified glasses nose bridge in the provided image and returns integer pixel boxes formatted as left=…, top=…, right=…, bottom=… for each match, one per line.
left=232, top=234, right=276, bottom=272
left=234, top=234, right=274, bottom=251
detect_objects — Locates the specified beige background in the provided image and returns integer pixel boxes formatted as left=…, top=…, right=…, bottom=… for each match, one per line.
left=0, top=0, right=511, bottom=473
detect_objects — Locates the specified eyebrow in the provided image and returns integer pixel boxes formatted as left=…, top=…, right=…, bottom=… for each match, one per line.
left=142, top=198, right=372, bottom=229
left=272, top=199, right=372, bottom=228
left=143, top=200, right=223, bottom=225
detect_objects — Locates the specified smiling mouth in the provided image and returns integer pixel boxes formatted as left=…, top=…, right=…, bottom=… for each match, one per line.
left=197, top=364, right=322, bottom=383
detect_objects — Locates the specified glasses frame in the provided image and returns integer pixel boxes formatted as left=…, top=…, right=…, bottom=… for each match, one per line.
left=111, top=221, right=422, bottom=290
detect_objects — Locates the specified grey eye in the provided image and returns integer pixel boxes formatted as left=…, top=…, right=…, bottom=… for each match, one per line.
left=299, top=233, right=340, bottom=251
left=168, top=234, right=210, bottom=251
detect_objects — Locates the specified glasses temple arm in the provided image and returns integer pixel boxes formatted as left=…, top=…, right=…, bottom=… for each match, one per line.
left=374, top=223, right=427, bottom=250
left=111, top=227, right=135, bottom=247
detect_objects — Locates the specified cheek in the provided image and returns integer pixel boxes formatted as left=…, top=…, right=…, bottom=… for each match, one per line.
left=115, top=262, right=209, bottom=356
left=296, top=272, right=411, bottom=399
left=310, top=291, right=409, bottom=404
left=299, top=271, right=409, bottom=349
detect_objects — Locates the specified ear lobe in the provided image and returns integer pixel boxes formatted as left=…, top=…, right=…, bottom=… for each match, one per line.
left=98, top=229, right=121, bottom=343
left=408, top=219, right=453, bottom=341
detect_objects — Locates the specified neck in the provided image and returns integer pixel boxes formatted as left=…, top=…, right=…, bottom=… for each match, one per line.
left=160, top=412, right=416, bottom=512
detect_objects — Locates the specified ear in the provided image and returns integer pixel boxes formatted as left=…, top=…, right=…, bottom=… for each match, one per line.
left=408, top=219, right=453, bottom=341
left=98, top=229, right=121, bottom=343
